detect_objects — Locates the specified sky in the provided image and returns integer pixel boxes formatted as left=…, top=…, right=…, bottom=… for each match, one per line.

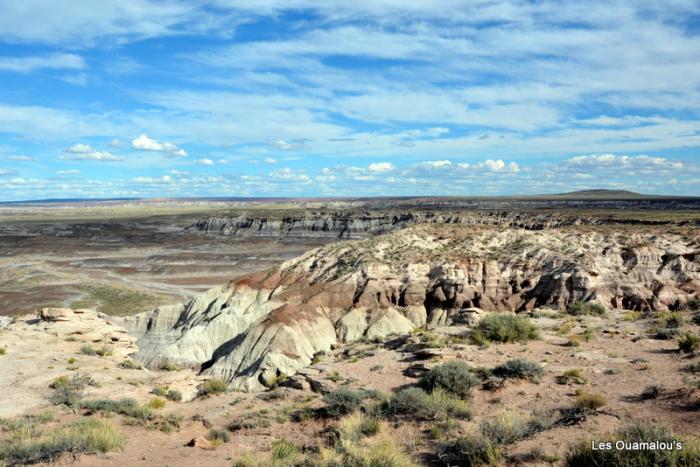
left=0, top=0, right=699, bottom=200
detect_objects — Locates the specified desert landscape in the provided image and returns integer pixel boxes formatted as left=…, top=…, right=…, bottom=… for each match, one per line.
left=1, top=194, right=699, bottom=466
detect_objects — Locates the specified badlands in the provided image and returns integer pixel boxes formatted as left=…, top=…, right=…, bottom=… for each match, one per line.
left=0, top=197, right=699, bottom=466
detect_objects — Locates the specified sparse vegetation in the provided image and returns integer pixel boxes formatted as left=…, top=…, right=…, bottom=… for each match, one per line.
left=575, top=392, right=607, bottom=411
left=323, top=388, right=365, bottom=417
left=119, top=359, right=143, bottom=370
left=207, top=428, right=230, bottom=444
left=471, top=314, right=539, bottom=344
left=566, top=422, right=700, bottom=466
left=0, top=419, right=126, bottom=465
left=166, top=389, right=183, bottom=402
left=198, top=379, right=228, bottom=396
left=678, top=332, right=699, bottom=353
left=566, top=301, right=606, bottom=317
left=48, top=373, right=97, bottom=408
left=437, top=433, right=501, bottom=467
left=147, top=397, right=166, bottom=409
left=492, top=358, right=543, bottom=382
left=557, top=368, right=587, bottom=385
left=386, top=387, right=471, bottom=421
left=419, top=360, right=479, bottom=398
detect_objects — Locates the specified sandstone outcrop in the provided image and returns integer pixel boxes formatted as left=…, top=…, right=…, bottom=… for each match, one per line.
left=123, top=224, right=700, bottom=391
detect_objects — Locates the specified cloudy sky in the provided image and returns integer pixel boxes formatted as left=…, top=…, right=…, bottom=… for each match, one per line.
left=0, top=0, right=698, bottom=200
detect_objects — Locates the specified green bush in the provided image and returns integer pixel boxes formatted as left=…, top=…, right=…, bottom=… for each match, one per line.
left=492, top=358, right=543, bottom=382
left=198, top=379, right=228, bottom=396
left=419, top=361, right=479, bottom=398
left=566, top=422, right=700, bottom=467
left=166, top=389, right=183, bottom=402
left=271, top=439, right=298, bottom=464
left=437, top=434, right=501, bottom=467
left=0, top=419, right=125, bottom=465
left=147, top=398, right=165, bottom=409
left=678, top=332, right=699, bottom=353
left=566, top=301, right=606, bottom=316
left=0, top=347, right=6, bottom=355
left=385, top=387, right=471, bottom=421
left=323, top=388, right=364, bottom=417
left=472, top=314, right=539, bottom=344
left=150, top=386, right=168, bottom=397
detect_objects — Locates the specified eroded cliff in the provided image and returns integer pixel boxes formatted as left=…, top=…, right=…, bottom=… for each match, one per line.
left=122, top=224, right=700, bottom=391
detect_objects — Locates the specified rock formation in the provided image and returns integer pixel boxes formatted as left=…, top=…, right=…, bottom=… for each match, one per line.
left=122, top=224, right=700, bottom=391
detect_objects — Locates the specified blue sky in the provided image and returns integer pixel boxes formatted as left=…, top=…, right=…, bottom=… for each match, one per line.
left=0, top=0, right=698, bottom=200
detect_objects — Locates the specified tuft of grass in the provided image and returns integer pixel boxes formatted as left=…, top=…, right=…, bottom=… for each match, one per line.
left=119, top=359, right=143, bottom=370
left=159, top=361, right=181, bottom=372
left=437, top=433, right=501, bottom=467
left=678, top=332, right=699, bottom=353
left=207, top=429, right=230, bottom=444
left=566, top=301, right=606, bottom=317
left=385, top=387, right=471, bottom=421
left=337, top=412, right=381, bottom=444
left=82, top=398, right=152, bottom=420
left=147, top=398, right=166, bottom=409
left=566, top=422, right=700, bottom=466
left=270, top=438, right=298, bottom=464
left=150, top=386, right=168, bottom=397
left=198, top=379, right=228, bottom=396
left=556, top=368, right=587, bottom=385
left=48, top=373, right=97, bottom=408
left=0, top=419, right=126, bottom=465
left=472, top=314, right=539, bottom=344
left=419, top=361, right=479, bottom=398
left=480, top=409, right=559, bottom=445
left=492, top=358, right=543, bottom=382
left=79, top=345, right=97, bottom=356
left=575, top=392, right=607, bottom=411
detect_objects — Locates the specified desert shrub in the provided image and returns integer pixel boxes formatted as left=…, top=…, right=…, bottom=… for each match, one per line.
left=257, top=387, right=287, bottom=401
left=492, top=358, right=543, bottom=382
left=566, top=301, right=606, bottom=317
left=271, top=438, right=298, bottom=464
left=678, top=332, right=699, bottom=353
left=207, top=428, right=230, bottom=444
left=323, top=388, right=364, bottom=417
left=150, top=386, right=168, bottom=397
left=437, top=433, right=501, bottom=467
left=159, top=361, right=181, bottom=371
left=79, top=345, right=97, bottom=356
left=95, top=346, right=112, bottom=357
left=119, top=359, right=143, bottom=370
left=0, top=347, right=6, bottom=355
left=198, top=379, right=228, bottom=396
left=575, top=392, right=607, bottom=411
left=657, top=311, right=687, bottom=328
left=566, top=422, right=700, bottom=467
left=0, top=419, right=125, bottom=465
left=556, top=368, right=587, bottom=385
left=48, top=373, right=96, bottom=408
left=479, top=409, right=558, bottom=445
left=566, top=335, right=581, bottom=347
left=419, top=361, right=479, bottom=398
left=166, top=389, right=183, bottom=402
left=81, top=398, right=152, bottom=420
left=472, top=314, right=539, bottom=344
left=385, top=387, right=471, bottom=421
left=147, top=398, right=165, bottom=409
left=337, top=412, right=381, bottom=445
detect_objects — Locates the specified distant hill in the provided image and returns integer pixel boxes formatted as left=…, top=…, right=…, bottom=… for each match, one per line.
left=548, top=189, right=647, bottom=199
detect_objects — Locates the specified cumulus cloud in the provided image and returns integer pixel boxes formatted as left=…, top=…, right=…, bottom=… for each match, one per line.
left=264, top=157, right=277, bottom=164
left=420, top=160, right=452, bottom=169
left=57, top=169, right=80, bottom=175
left=131, top=134, right=187, bottom=157
left=0, top=169, right=17, bottom=176
left=367, top=162, right=394, bottom=172
left=194, top=158, right=214, bottom=165
left=458, top=159, right=521, bottom=173
left=60, top=143, right=123, bottom=161
left=563, top=154, right=684, bottom=170
left=269, top=167, right=311, bottom=182
left=64, top=143, right=93, bottom=154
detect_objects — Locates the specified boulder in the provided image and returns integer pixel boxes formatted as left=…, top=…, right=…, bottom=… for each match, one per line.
left=185, top=437, right=214, bottom=450
left=39, top=308, right=75, bottom=322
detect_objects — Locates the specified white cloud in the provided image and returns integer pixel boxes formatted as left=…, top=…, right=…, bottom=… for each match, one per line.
left=0, top=53, right=85, bottom=73
left=60, top=150, right=122, bottom=161
left=195, top=158, right=214, bottom=165
left=421, top=160, right=452, bottom=169
left=57, top=169, right=80, bottom=175
left=0, top=169, right=16, bottom=176
left=8, top=155, right=36, bottom=161
left=564, top=154, right=684, bottom=171
left=264, top=157, right=277, bottom=164
left=64, top=143, right=93, bottom=154
left=131, top=134, right=187, bottom=157
left=367, top=162, right=394, bottom=172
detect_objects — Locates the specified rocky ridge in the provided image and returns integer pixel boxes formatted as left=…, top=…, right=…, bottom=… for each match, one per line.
left=190, top=209, right=698, bottom=240
left=121, top=224, right=700, bottom=391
